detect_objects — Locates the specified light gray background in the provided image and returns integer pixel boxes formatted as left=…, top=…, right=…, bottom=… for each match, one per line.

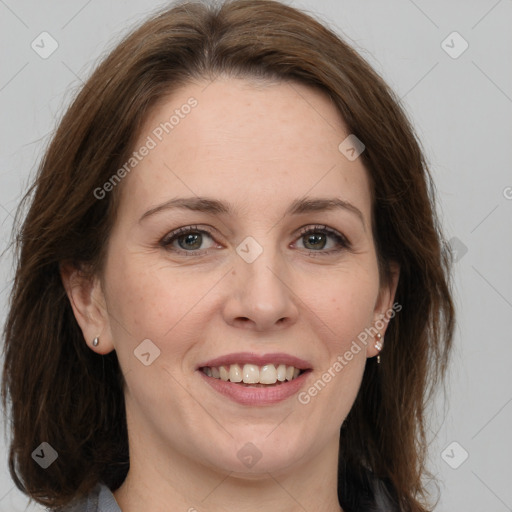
left=1, top=0, right=511, bottom=510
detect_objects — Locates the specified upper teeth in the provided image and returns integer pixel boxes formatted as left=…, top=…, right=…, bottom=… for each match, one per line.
left=202, top=364, right=301, bottom=384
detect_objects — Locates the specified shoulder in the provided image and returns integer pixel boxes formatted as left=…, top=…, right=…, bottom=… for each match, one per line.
left=49, top=482, right=121, bottom=512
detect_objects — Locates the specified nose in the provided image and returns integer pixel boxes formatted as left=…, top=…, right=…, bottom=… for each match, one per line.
left=222, top=246, right=299, bottom=332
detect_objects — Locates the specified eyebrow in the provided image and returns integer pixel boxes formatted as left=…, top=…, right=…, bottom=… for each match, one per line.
left=139, top=196, right=365, bottom=229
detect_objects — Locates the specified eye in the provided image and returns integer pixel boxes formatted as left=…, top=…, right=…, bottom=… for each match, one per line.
left=160, top=225, right=217, bottom=256
left=160, top=224, right=351, bottom=258
left=294, top=225, right=351, bottom=255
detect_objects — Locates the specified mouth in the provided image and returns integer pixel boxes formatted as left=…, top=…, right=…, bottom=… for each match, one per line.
left=199, top=363, right=308, bottom=387
left=196, top=352, right=312, bottom=405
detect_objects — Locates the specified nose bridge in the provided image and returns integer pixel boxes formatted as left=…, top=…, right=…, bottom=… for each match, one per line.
left=237, top=233, right=287, bottom=301
left=225, top=233, right=297, bottom=330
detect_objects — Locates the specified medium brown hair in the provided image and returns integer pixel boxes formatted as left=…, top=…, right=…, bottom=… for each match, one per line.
left=1, top=1, right=455, bottom=510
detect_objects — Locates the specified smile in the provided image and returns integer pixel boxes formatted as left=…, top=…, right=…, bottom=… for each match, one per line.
left=200, top=363, right=304, bottom=385
left=196, top=352, right=313, bottom=405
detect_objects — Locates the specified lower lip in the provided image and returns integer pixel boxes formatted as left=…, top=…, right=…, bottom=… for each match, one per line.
left=198, top=371, right=311, bottom=406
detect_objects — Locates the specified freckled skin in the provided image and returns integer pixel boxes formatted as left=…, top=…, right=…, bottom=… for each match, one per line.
left=69, top=77, right=399, bottom=512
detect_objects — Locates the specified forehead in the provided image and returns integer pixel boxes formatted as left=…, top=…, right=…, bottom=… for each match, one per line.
left=118, top=77, right=372, bottom=222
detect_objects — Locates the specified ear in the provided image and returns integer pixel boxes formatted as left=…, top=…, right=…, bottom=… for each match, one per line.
left=367, top=261, right=400, bottom=359
left=60, top=262, right=115, bottom=355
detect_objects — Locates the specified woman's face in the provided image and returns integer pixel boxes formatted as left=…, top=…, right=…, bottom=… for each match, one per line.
left=78, top=77, right=398, bottom=478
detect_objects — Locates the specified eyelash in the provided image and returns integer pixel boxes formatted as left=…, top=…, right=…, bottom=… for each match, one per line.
left=160, top=224, right=351, bottom=257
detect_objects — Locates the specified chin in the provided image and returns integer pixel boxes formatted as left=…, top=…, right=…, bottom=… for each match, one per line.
left=212, top=453, right=303, bottom=478
left=198, top=431, right=308, bottom=477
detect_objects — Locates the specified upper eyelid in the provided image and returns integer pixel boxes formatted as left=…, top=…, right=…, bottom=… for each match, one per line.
left=161, top=225, right=217, bottom=243
left=162, top=224, right=345, bottom=238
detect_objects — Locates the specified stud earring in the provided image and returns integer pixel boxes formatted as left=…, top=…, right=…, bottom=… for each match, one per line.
left=92, top=336, right=99, bottom=347
left=374, top=332, right=383, bottom=364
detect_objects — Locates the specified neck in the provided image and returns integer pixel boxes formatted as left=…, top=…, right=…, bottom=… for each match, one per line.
left=113, top=433, right=343, bottom=512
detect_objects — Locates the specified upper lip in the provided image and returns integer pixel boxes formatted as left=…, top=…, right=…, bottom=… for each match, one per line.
left=196, top=352, right=312, bottom=370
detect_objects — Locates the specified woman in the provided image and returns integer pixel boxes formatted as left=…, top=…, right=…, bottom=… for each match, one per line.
left=1, top=1, right=455, bottom=511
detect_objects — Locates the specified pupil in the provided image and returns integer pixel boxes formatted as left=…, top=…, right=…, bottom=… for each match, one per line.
left=305, top=233, right=325, bottom=250
left=181, top=233, right=201, bottom=250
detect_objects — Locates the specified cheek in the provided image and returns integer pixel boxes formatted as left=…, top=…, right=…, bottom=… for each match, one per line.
left=299, top=273, right=376, bottom=425
left=106, top=247, right=189, bottom=324
left=103, top=249, right=231, bottom=377
left=103, top=252, right=197, bottom=355
left=311, top=266, right=379, bottom=347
